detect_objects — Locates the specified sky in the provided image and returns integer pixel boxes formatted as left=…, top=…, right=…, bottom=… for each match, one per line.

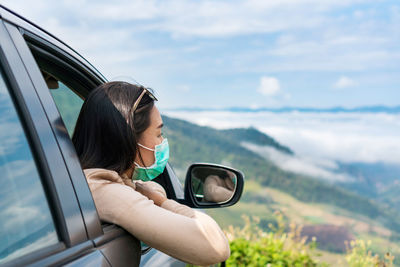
left=1, top=0, right=399, bottom=109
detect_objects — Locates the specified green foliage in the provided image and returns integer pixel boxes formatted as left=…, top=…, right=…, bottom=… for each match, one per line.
left=187, top=212, right=323, bottom=267
left=345, top=240, right=395, bottom=267
left=187, top=213, right=396, bottom=267
left=225, top=213, right=324, bottom=267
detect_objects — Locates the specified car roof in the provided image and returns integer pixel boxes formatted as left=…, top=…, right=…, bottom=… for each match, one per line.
left=0, top=4, right=107, bottom=83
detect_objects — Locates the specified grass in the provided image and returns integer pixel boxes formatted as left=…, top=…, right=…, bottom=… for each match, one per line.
left=207, top=180, right=400, bottom=264
left=356, top=232, right=400, bottom=262
left=207, top=201, right=275, bottom=229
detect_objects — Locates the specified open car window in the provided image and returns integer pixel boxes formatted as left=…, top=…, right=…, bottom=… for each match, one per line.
left=27, top=49, right=87, bottom=136
left=43, top=71, right=83, bottom=136
left=26, top=36, right=178, bottom=218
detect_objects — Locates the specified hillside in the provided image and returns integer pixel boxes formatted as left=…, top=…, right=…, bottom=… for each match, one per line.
left=207, top=180, right=400, bottom=264
left=220, top=127, right=293, bottom=155
left=162, top=115, right=400, bottom=234
left=338, top=162, right=400, bottom=212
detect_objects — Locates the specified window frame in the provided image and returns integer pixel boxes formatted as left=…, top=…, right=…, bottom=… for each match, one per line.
left=12, top=24, right=106, bottom=240
left=0, top=20, right=93, bottom=266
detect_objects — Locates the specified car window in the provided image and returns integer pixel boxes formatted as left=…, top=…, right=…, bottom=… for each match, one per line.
left=26, top=43, right=92, bottom=138
left=0, top=69, right=58, bottom=264
left=37, top=68, right=84, bottom=137
left=48, top=80, right=83, bottom=136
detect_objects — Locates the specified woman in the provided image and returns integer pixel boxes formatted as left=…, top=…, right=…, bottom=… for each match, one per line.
left=72, top=81, right=230, bottom=265
left=192, top=167, right=236, bottom=203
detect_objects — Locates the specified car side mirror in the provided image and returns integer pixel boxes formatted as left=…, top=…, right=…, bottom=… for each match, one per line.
left=184, top=163, right=244, bottom=208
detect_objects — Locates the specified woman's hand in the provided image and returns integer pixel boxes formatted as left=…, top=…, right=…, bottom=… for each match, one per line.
left=135, top=182, right=167, bottom=206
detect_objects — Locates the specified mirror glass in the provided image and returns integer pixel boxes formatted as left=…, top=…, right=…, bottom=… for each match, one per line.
left=191, top=166, right=237, bottom=204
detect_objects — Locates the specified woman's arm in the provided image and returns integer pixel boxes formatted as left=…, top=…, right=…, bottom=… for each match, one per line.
left=90, top=182, right=230, bottom=265
left=204, top=175, right=234, bottom=202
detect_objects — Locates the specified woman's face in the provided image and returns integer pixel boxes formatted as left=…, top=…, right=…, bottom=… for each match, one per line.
left=135, top=105, right=164, bottom=167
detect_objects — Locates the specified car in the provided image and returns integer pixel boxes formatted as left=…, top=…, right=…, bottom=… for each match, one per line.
left=0, top=5, right=244, bottom=267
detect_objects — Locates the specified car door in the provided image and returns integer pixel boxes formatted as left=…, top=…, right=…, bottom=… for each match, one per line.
left=0, top=15, right=141, bottom=266
left=0, top=18, right=113, bottom=266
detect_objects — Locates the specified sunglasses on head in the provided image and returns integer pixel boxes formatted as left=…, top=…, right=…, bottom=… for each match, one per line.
left=130, top=86, right=158, bottom=117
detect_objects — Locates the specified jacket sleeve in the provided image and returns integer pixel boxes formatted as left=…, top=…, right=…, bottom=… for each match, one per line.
left=204, top=175, right=234, bottom=202
left=90, top=181, right=230, bottom=265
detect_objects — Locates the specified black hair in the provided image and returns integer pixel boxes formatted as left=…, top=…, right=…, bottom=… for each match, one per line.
left=72, top=81, right=155, bottom=174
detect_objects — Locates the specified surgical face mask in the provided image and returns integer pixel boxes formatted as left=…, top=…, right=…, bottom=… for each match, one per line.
left=133, top=138, right=169, bottom=181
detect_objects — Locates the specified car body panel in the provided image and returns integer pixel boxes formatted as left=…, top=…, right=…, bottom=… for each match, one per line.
left=5, top=20, right=104, bottom=240
left=0, top=19, right=86, bottom=247
left=62, top=250, right=111, bottom=267
left=94, top=224, right=141, bottom=267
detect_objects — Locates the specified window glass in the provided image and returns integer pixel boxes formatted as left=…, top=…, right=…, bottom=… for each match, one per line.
left=48, top=82, right=83, bottom=136
left=0, top=70, right=58, bottom=264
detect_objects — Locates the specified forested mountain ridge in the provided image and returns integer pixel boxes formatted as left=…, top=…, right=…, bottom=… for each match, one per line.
left=162, top=115, right=400, bottom=233
left=220, top=127, right=293, bottom=155
left=338, top=162, right=400, bottom=213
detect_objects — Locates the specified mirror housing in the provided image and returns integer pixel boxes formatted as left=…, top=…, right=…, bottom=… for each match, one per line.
left=183, top=163, right=244, bottom=208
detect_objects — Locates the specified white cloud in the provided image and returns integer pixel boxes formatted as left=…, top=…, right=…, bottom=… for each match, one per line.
left=334, top=76, right=357, bottom=89
left=1, top=0, right=398, bottom=80
left=0, top=0, right=330, bottom=38
left=258, top=76, right=281, bottom=96
left=242, top=142, right=353, bottom=182
left=284, top=92, right=292, bottom=100
left=1, top=0, right=399, bottom=109
left=57, top=0, right=352, bottom=38
left=250, top=103, right=260, bottom=109
left=3, top=205, right=45, bottom=230
left=177, top=85, right=190, bottom=92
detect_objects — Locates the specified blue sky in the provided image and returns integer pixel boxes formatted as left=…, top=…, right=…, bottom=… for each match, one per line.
left=2, top=0, right=399, bottom=109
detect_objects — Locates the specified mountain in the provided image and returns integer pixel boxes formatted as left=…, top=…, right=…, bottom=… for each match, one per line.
left=162, top=115, right=400, bottom=233
left=338, top=162, right=400, bottom=212
left=220, top=127, right=293, bottom=155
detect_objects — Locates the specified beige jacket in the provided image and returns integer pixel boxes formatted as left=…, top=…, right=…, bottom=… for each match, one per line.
left=204, top=175, right=235, bottom=203
left=84, top=168, right=230, bottom=266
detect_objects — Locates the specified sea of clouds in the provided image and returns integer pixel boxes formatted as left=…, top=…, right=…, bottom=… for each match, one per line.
left=164, top=110, right=400, bottom=182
